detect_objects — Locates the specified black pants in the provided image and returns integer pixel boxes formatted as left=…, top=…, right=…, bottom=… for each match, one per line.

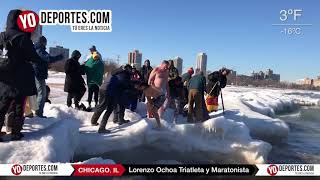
left=67, top=90, right=85, bottom=108
left=91, top=91, right=115, bottom=130
left=0, top=83, right=25, bottom=135
left=6, top=95, right=25, bottom=134
left=0, top=93, right=13, bottom=132
left=88, top=84, right=99, bottom=106
left=113, top=103, right=126, bottom=123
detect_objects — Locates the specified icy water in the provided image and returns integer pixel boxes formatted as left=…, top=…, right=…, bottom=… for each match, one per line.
left=75, top=145, right=239, bottom=164
left=74, top=107, right=320, bottom=164
left=268, top=107, right=320, bottom=164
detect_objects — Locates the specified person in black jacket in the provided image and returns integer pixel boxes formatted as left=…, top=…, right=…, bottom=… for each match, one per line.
left=206, top=68, right=230, bottom=112
left=112, top=65, right=132, bottom=125
left=168, top=60, right=179, bottom=81
left=181, top=67, right=194, bottom=108
left=64, top=50, right=86, bottom=110
left=0, top=9, right=42, bottom=141
left=206, top=68, right=230, bottom=97
left=168, top=76, right=184, bottom=121
left=140, top=59, right=153, bottom=102
left=91, top=73, right=117, bottom=133
left=91, top=65, right=134, bottom=133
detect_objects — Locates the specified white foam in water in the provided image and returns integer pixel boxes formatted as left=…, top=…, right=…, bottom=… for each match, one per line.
left=1, top=71, right=320, bottom=164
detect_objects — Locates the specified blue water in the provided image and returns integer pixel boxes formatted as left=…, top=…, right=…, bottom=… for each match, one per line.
left=268, top=107, right=320, bottom=163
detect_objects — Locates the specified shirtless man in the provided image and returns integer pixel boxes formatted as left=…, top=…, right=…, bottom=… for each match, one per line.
left=148, top=60, right=170, bottom=118
left=134, top=82, right=166, bottom=128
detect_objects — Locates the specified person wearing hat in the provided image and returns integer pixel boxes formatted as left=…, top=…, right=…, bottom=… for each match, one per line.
left=181, top=67, right=194, bottom=112
left=127, top=64, right=142, bottom=112
left=84, top=50, right=104, bottom=109
left=205, top=68, right=230, bottom=112
left=187, top=71, right=207, bottom=123
left=33, top=35, right=64, bottom=118
left=168, top=60, right=179, bottom=81
left=0, top=9, right=43, bottom=141
left=64, top=50, right=87, bottom=110
left=140, top=59, right=153, bottom=102
left=91, top=64, right=133, bottom=132
left=86, top=45, right=102, bottom=62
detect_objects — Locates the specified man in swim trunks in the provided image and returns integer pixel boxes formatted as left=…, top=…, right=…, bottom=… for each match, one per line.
left=148, top=60, right=170, bottom=118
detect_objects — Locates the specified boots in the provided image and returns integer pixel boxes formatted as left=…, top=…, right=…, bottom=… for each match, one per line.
left=117, top=110, right=130, bottom=125
left=98, top=128, right=111, bottom=134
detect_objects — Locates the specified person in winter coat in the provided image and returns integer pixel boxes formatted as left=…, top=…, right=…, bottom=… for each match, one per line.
left=140, top=59, right=153, bottom=102
left=64, top=50, right=86, bottom=110
left=206, top=68, right=230, bottom=112
left=181, top=67, right=194, bottom=108
left=33, top=36, right=64, bottom=118
left=0, top=9, right=42, bottom=141
left=86, top=45, right=102, bottom=62
left=168, top=76, right=184, bottom=121
left=187, top=71, right=207, bottom=123
left=128, top=66, right=142, bottom=111
left=111, top=65, right=133, bottom=124
left=168, top=60, right=179, bottom=81
left=90, top=73, right=116, bottom=133
left=91, top=65, right=132, bottom=131
left=84, top=51, right=104, bottom=109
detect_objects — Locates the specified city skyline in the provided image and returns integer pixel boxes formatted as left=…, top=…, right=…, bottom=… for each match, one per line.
left=128, top=50, right=142, bottom=70
left=196, top=52, right=208, bottom=76
left=1, top=0, right=319, bottom=82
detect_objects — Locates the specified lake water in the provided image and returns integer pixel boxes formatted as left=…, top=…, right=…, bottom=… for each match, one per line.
left=74, top=107, right=320, bottom=164
left=268, top=106, right=320, bottom=164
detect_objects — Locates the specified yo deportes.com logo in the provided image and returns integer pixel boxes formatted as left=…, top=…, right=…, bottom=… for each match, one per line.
left=267, top=164, right=278, bottom=176
left=16, top=10, right=39, bottom=33
left=11, top=164, right=23, bottom=176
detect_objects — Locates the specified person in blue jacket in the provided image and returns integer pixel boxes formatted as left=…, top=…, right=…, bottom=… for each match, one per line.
left=91, top=65, right=132, bottom=133
left=33, top=36, right=63, bottom=118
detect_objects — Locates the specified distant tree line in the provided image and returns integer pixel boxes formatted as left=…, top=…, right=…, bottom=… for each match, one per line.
left=228, top=75, right=320, bottom=91
left=49, top=58, right=119, bottom=74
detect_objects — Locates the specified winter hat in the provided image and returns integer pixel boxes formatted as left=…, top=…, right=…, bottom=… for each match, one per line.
left=89, top=45, right=96, bottom=51
left=6, top=9, right=21, bottom=31
left=188, top=67, right=194, bottom=75
left=71, top=50, right=81, bottom=58
left=220, top=67, right=231, bottom=75
left=38, top=36, right=47, bottom=44
left=123, top=64, right=132, bottom=71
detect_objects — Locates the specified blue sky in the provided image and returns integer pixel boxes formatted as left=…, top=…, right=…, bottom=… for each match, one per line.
left=1, top=0, right=319, bottom=81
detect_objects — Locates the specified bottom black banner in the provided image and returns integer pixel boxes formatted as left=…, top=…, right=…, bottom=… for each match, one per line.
left=123, top=165, right=258, bottom=176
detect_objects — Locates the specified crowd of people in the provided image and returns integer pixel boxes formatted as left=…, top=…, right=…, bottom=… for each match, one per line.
left=0, top=9, right=231, bottom=142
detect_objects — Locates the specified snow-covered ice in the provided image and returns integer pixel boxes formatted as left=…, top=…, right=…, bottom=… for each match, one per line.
left=1, top=71, right=320, bottom=164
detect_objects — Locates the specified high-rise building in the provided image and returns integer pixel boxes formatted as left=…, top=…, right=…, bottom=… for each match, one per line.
left=31, top=25, right=43, bottom=43
left=314, top=76, right=320, bottom=87
left=227, top=70, right=237, bottom=85
left=173, top=56, right=183, bottom=75
left=128, top=50, right=142, bottom=70
left=49, top=45, right=69, bottom=60
left=196, top=52, right=207, bottom=76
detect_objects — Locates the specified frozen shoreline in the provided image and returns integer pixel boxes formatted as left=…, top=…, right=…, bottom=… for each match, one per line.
left=1, top=71, right=320, bottom=164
